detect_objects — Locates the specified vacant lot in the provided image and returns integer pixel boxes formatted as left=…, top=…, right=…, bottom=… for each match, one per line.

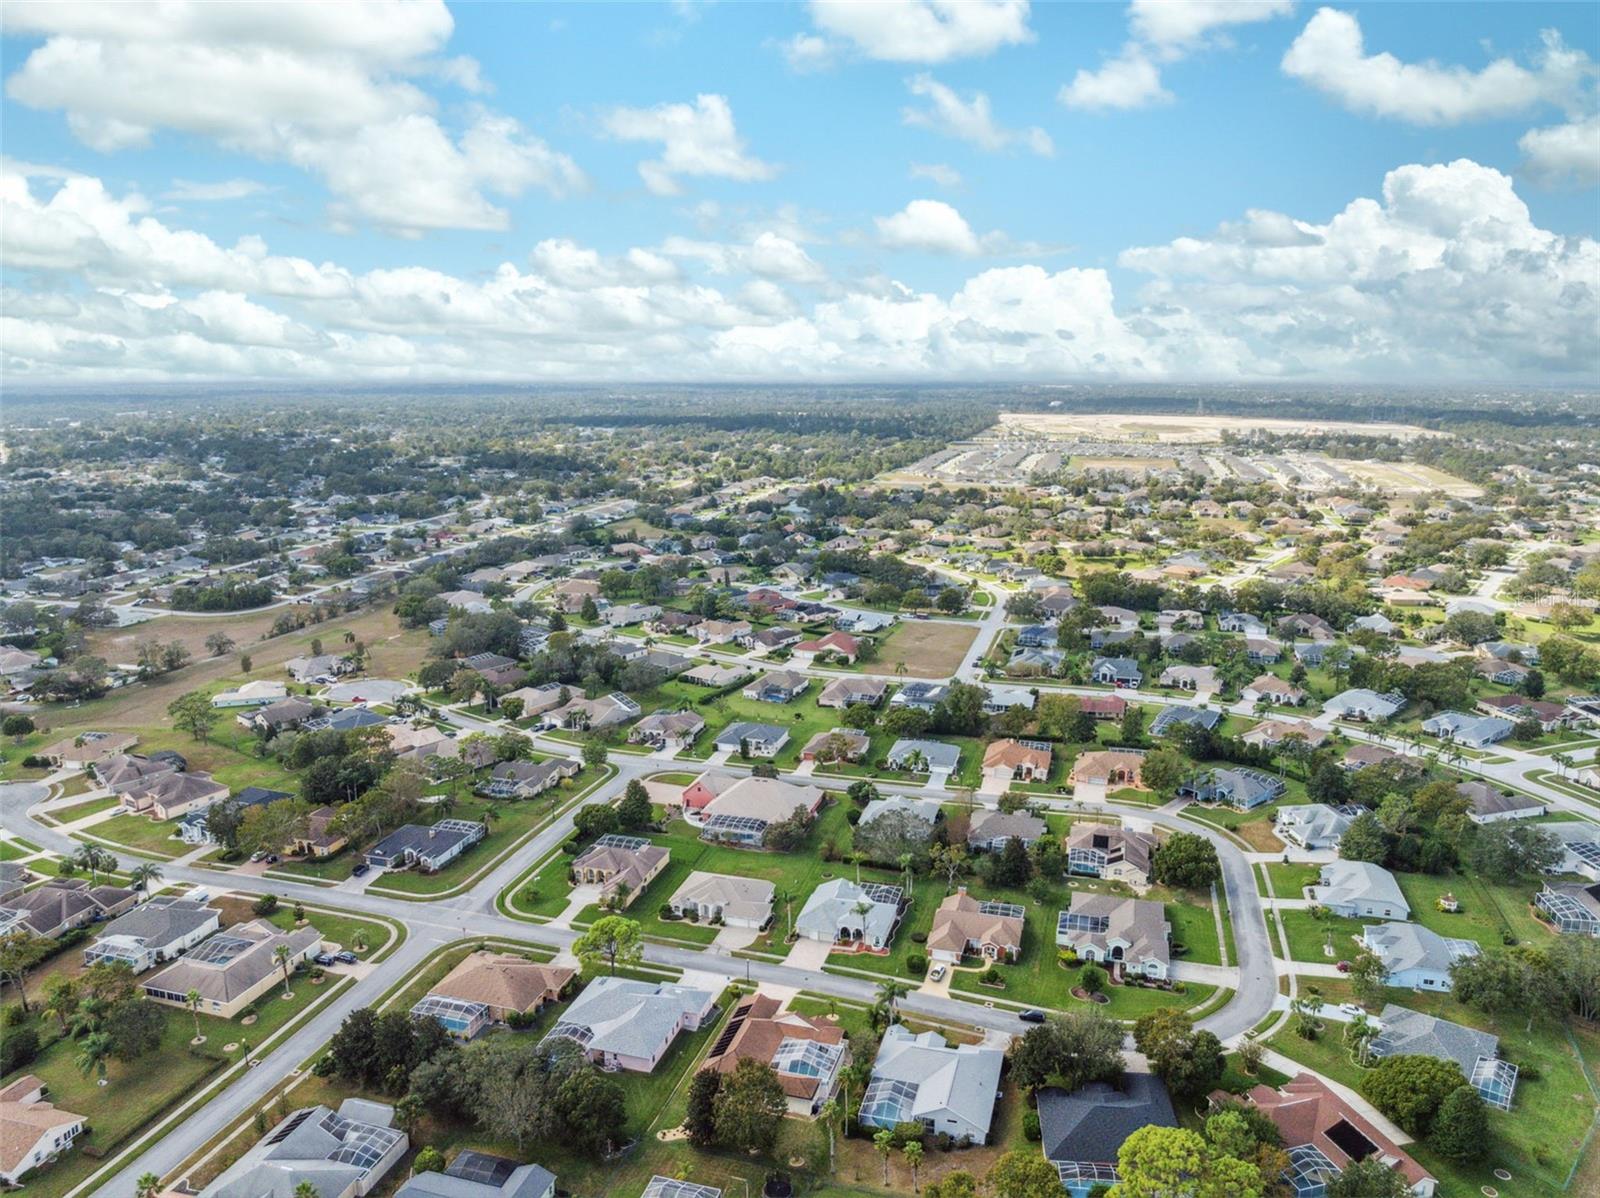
left=872, top=620, right=977, bottom=678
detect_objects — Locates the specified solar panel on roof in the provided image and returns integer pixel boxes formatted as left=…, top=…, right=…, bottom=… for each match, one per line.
left=1324, top=1118, right=1377, bottom=1162
left=448, top=1150, right=517, bottom=1185
left=595, top=834, right=651, bottom=851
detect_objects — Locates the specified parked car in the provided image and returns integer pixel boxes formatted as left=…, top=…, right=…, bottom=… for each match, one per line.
left=264, top=854, right=279, bottom=864
left=929, top=964, right=946, bottom=981
left=249, top=851, right=265, bottom=863
left=351, top=862, right=370, bottom=877
left=1338, top=1003, right=1364, bottom=1016
left=335, top=951, right=358, bottom=964
left=313, top=953, right=334, bottom=966
left=1018, top=1009, right=1046, bottom=1023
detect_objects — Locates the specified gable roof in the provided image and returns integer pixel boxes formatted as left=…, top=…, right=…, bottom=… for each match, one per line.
left=1038, top=1073, right=1176, bottom=1165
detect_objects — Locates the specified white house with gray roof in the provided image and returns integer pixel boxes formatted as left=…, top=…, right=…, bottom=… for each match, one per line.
left=1368, top=1005, right=1517, bottom=1109
left=1309, top=861, right=1411, bottom=920
left=795, top=878, right=903, bottom=949
left=884, top=738, right=961, bottom=779
left=1275, top=804, right=1356, bottom=851
left=858, top=1025, right=1005, bottom=1144
left=83, top=895, right=220, bottom=974
left=199, top=1099, right=406, bottom=1198
left=1358, top=922, right=1478, bottom=991
left=543, top=976, right=718, bottom=1073
left=1324, top=689, right=1406, bottom=722
left=1421, top=711, right=1514, bottom=749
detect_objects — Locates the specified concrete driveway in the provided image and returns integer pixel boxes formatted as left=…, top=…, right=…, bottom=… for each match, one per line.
left=782, top=937, right=832, bottom=971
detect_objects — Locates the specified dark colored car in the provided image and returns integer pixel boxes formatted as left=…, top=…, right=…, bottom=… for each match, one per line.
left=335, top=951, right=358, bottom=965
left=313, top=953, right=334, bottom=966
left=1018, top=1009, right=1047, bottom=1023
left=351, top=862, right=370, bottom=877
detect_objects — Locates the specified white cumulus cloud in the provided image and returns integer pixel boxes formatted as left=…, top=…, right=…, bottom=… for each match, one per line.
left=903, top=75, right=1053, bottom=155
left=803, top=0, right=1033, bottom=65
left=1520, top=114, right=1600, bottom=185
left=1282, top=7, right=1592, bottom=125
left=602, top=94, right=777, bottom=196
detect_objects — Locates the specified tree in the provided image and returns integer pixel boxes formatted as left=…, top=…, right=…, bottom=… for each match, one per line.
left=903, top=1140, right=925, bottom=1192
left=581, top=738, right=609, bottom=769
left=617, top=780, right=652, bottom=828
left=1111, top=1125, right=1263, bottom=1198
left=1080, top=962, right=1108, bottom=995
left=1009, top=1010, right=1125, bottom=1094
left=1140, top=746, right=1191, bottom=799
left=1338, top=811, right=1390, bottom=864
left=136, top=1172, right=162, bottom=1198
left=41, top=976, right=81, bottom=1033
left=572, top=915, right=643, bottom=976
left=930, top=841, right=970, bottom=892
left=556, top=1067, right=628, bottom=1154
left=874, top=1128, right=895, bottom=1185
left=105, top=998, right=165, bottom=1059
left=1429, top=1084, right=1489, bottom=1162
left=1150, top=831, right=1220, bottom=890
left=76, top=1031, right=114, bottom=1086
left=572, top=803, right=620, bottom=840
left=1468, top=821, right=1562, bottom=881
left=240, top=652, right=253, bottom=673
left=293, top=1183, right=320, bottom=1198
left=274, top=943, right=295, bottom=997
left=684, top=1067, right=722, bottom=1148
left=1348, top=949, right=1388, bottom=1008
left=989, top=834, right=1033, bottom=888
left=713, top=1057, right=787, bottom=1153
left=1449, top=949, right=1546, bottom=1017
left=2, top=713, right=36, bottom=739
left=1326, top=1158, right=1413, bottom=1198
left=924, top=1169, right=978, bottom=1198
left=1361, top=1055, right=1466, bottom=1138
left=128, top=862, right=164, bottom=892
left=205, top=631, right=236, bottom=657
left=987, top=1149, right=1068, bottom=1198
left=1133, top=1009, right=1225, bottom=1101
left=186, top=988, right=204, bottom=1041
left=1118, top=704, right=1147, bottom=744
left=413, top=1146, right=446, bottom=1174
left=0, top=931, right=52, bottom=1013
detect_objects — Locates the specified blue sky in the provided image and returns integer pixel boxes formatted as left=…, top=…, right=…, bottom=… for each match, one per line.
left=1, top=1, right=1596, bottom=384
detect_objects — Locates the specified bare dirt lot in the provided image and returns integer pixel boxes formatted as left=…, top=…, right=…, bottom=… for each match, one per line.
left=997, top=411, right=1441, bottom=443
left=873, top=620, right=978, bottom=678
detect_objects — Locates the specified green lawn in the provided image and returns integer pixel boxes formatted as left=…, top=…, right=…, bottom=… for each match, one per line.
left=1277, top=908, right=1372, bottom=963
left=1167, top=900, right=1222, bottom=965
left=1393, top=870, right=1550, bottom=949
left=1269, top=993, right=1600, bottom=1198
left=84, top=812, right=187, bottom=858
left=48, top=794, right=123, bottom=822
left=1260, top=861, right=1322, bottom=897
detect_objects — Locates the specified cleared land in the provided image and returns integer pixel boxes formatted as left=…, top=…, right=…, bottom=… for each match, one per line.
left=995, top=411, right=1441, bottom=443
left=871, top=620, right=977, bottom=678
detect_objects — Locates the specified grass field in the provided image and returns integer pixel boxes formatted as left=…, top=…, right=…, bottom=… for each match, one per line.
left=867, top=620, right=977, bottom=678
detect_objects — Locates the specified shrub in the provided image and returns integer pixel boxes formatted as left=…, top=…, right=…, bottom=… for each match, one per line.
left=980, top=965, right=1005, bottom=987
left=906, top=952, right=928, bottom=976
left=414, top=1146, right=446, bottom=1173
left=933, top=1131, right=953, bottom=1152
left=0, top=1024, right=38, bottom=1073
left=911, top=931, right=927, bottom=943
left=659, top=903, right=677, bottom=920
left=2, top=1005, right=28, bottom=1029
left=252, top=894, right=279, bottom=916
left=1022, top=1110, right=1041, bottom=1141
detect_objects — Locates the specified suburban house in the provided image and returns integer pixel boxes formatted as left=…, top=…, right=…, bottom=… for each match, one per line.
left=1309, top=861, right=1411, bottom=920
left=571, top=835, right=670, bottom=907
left=410, top=951, right=575, bottom=1039
left=1457, top=779, right=1545, bottom=824
left=365, top=820, right=486, bottom=872
left=40, top=730, right=137, bottom=768
left=982, top=684, right=1037, bottom=714
left=0, top=862, right=25, bottom=903
left=742, top=671, right=810, bottom=703
left=1178, top=767, right=1286, bottom=811
left=817, top=676, right=887, bottom=709
left=543, top=977, right=718, bottom=1073
left=478, top=756, right=580, bottom=799
left=1241, top=718, right=1329, bottom=751
left=83, top=895, right=220, bottom=973
left=629, top=710, right=706, bottom=751
left=926, top=889, right=1025, bottom=964
left=890, top=681, right=950, bottom=712
left=711, top=721, right=790, bottom=757
left=1055, top=894, right=1171, bottom=980
left=790, top=631, right=860, bottom=665
left=143, top=920, right=322, bottom=1018
left=799, top=728, right=870, bottom=765
left=795, top=878, right=904, bottom=950
left=667, top=871, right=775, bottom=929
left=1150, top=705, right=1222, bottom=738
left=284, top=653, right=355, bottom=683
left=1323, top=689, right=1406, bottom=722
left=694, top=776, right=824, bottom=847
left=1218, top=1074, right=1435, bottom=1197
left=1079, top=695, right=1128, bottom=721
left=240, top=696, right=317, bottom=733
left=1242, top=674, right=1309, bottom=707
left=1066, top=825, right=1160, bottom=889
left=0, top=878, right=137, bottom=940
left=395, top=1152, right=556, bottom=1198
left=549, top=578, right=601, bottom=612
left=1357, top=922, right=1479, bottom=991
left=95, top=752, right=180, bottom=793
left=1090, top=657, right=1142, bottom=688
left=603, top=602, right=661, bottom=627
left=1421, top=711, right=1514, bottom=749
left=982, top=738, right=1053, bottom=785
left=196, top=1099, right=407, bottom=1198
left=538, top=691, right=641, bottom=732
left=1276, top=804, right=1357, bottom=851
left=1039, top=1072, right=1177, bottom=1196
left=702, top=993, right=849, bottom=1117
left=210, top=679, right=288, bottom=708
left=680, top=663, right=751, bottom=689
left=499, top=682, right=567, bottom=717
left=1070, top=750, right=1145, bottom=789
left=1159, top=664, right=1219, bottom=693
left=858, top=1025, right=1004, bottom=1144
left=967, top=809, right=1047, bottom=852
left=1536, top=882, right=1600, bottom=935
left=120, top=770, right=230, bottom=820
left=884, top=738, right=961, bottom=781
left=858, top=796, right=942, bottom=839
left=0, top=1076, right=87, bottom=1185
left=693, top=618, right=753, bottom=645
left=1368, top=1005, right=1517, bottom=1110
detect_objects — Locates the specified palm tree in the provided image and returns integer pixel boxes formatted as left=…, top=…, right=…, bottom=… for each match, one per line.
left=273, top=944, right=294, bottom=998
left=1344, top=1011, right=1377, bottom=1066
left=128, top=862, right=164, bottom=893
left=135, top=1172, right=162, bottom=1198
left=186, top=988, right=205, bottom=1042
left=872, top=979, right=908, bottom=1031
left=73, top=844, right=113, bottom=886
left=76, top=1031, right=113, bottom=1085
left=69, top=996, right=108, bottom=1039
left=293, top=1183, right=321, bottom=1198
left=897, top=853, right=915, bottom=899
left=41, top=978, right=80, bottom=1034
left=873, top=1128, right=895, bottom=1185
left=482, top=803, right=501, bottom=834
left=818, top=1097, right=839, bottom=1171
left=902, top=1141, right=924, bottom=1192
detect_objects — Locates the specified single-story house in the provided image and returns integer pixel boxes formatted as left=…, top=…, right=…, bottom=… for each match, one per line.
left=1040, top=1072, right=1176, bottom=1196
left=791, top=631, right=861, bottom=665
left=83, top=895, right=220, bottom=974
left=1178, top=767, right=1285, bottom=811
left=890, top=681, right=949, bottom=712
left=742, top=671, right=810, bottom=703
left=795, top=878, right=903, bottom=949
left=1242, top=675, right=1308, bottom=707
left=696, top=777, right=824, bottom=847
left=1070, top=750, right=1145, bottom=789
left=702, top=993, right=848, bottom=1117
left=967, top=809, right=1046, bottom=852
left=1241, top=719, right=1329, bottom=751
left=543, top=976, right=717, bottom=1073
left=817, top=676, right=887, bottom=709
left=982, top=738, right=1053, bottom=784
left=712, top=721, right=790, bottom=758
left=120, top=770, right=229, bottom=820
left=926, top=889, right=1024, bottom=964
left=0, top=1076, right=87, bottom=1185
left=1055, top=893, right=1170, bottom=979
left=1309, top=860, right=1411, bottom=920
left=1090, top=657, right=1142, bottom=688
left=630, top=710, right=706, bottom=751
left=884, top=738, right=961, bottom=779
left=1323, top=689, right=1406, bottom=722
left=799, top=728, right=870, bottom=764
left=195, top=1098, right=407, bottom=1198
left=411, top=951, right=575, bottom=1039
left=1357, top=922, right=1479, bottom=991
left=1150, top=705, right=1222, bottom=738
left=478, top=756, right=580, bottom=799
left=210, top=680, right=288, bottom=708
left=538, top=692, right=641, bottom=732
left=1066, top=825, right=1159, bottom=889
left=668, top=871, right=774, bottom=929
left=144, top=919, right=321, bottom=1018
left=1275, top=804, right=1356, bottom=851
left=1421, top=711, right=1514, bottom=749
left=858, top=1025, right=1004, bottom=1144
left=1368, top=1005, right=1516, bottom=1110
left=1458, top=779, right=1545, bottom=824
left=240, top=696, right=317, bottom=733
left=1159, top=664, right=1219, bottom=693
left=365, top=820, right=486, bottom=872
left=40, top=730, right=137, bottom=768
left=572, top=834, right=670, bottom=906
left=395, top=1152, right=555, bottom=1198
left=0, top=878, right=137, bottom=940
